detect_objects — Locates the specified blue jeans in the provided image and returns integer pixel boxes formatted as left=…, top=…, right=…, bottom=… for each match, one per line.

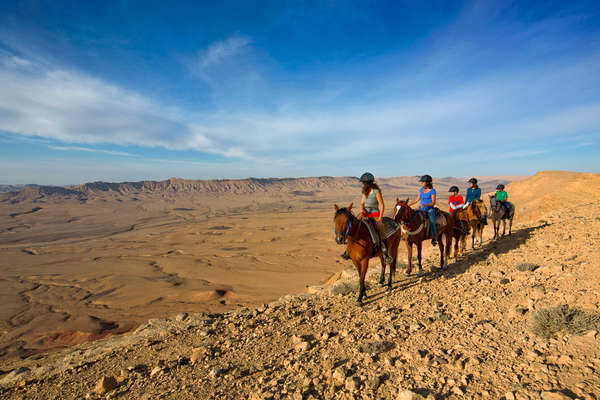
left=425, top=208, right=438, bottom=238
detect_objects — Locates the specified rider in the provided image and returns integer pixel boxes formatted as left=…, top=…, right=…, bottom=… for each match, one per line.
left=495, top=184, right=511, bottom=215
left=464, top=177, right=481, bottom=207
left=448, top=186, right=464, bottom=215
left=408, top=175, right=438, bottom=246
left=341, top=172, right=392, bottom=263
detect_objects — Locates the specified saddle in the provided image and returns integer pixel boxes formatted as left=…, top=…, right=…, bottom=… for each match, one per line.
left=361, top=217, right=399, bottom=256
left=424, top=209, right=447, bottom=239
left=501, top=201, right=513, bottom=219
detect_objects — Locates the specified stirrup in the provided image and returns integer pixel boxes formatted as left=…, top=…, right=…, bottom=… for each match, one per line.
left=431, top=238, right=437, bottom=246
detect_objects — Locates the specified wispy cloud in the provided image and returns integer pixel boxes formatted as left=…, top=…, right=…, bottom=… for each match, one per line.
left=190, top=35, right=252, bottom=80
left=47, top=145, right=138, bottom=157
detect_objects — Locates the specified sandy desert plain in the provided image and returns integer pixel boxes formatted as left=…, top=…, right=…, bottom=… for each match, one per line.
left=1, top=170, right=600, bottom=399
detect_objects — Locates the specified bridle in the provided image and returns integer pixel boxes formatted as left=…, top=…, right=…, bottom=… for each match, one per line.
left=334, top=208, right=355, bottom=240
left=394, top=202, right=425, bottom=236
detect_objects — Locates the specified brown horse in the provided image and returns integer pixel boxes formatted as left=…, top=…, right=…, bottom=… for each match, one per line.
left=333, top=203, right=402, bottom=304
left=464, top=200, right=487, bottom=249
left=450, top=210, right=470, bottom=258
left=393, top=199, right=454, bottom=276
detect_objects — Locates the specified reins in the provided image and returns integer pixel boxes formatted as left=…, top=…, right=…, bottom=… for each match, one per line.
left=396, top=203, right=425, bottom=236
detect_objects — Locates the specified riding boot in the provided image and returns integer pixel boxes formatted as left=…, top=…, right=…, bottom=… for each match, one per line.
left=341, top=250, right=350, bottom=260
left=381, top=240, right=392, bottom=264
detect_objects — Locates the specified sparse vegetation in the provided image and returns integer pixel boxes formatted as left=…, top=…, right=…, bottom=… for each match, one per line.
left=516, top=262, right=539, bottom=272
left=527, top=305, right=600, bottom=338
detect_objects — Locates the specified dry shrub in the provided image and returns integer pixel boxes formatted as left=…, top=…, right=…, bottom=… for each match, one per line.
left=528, top=305, right=600, bottom=338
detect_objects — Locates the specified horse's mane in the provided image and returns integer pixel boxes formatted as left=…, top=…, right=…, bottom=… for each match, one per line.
left=334, top=208, right=352, bottom=219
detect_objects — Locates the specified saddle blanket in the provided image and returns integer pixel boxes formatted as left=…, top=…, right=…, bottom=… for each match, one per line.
left=382, top=217, right=400, bottom=239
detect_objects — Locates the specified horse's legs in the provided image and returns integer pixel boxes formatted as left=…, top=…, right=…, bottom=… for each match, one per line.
left=436, top=232, right=444, bottom=270
left=478, top=224, right=483, bottom=247
left=443, top=230, right=451, bottom=269
left=471, top=224, right=476, bottom=249
left=378, top=255, right=386, bottom=286
left=405, top=242, right=413, bottom=275
left=417, top=242, right=424, bottom=276
left=502, top=219, right=506, bottom=236
left=453, top=229, right=459, bottom=259
left=357, top=258, right=369, bottom=304
left=387, top=239, right=397, bottom=290
left=509, top=217, right=513, bottom=236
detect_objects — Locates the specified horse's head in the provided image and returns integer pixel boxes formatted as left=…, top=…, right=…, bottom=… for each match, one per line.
left=333, top=203, right=353, bottom=244
left=393, top=198, right=411, bottom=221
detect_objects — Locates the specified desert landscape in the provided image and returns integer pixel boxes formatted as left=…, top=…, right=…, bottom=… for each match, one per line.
left=0, top=175, right=512, bottom=359
left=0, top=170, right=599, bottom=399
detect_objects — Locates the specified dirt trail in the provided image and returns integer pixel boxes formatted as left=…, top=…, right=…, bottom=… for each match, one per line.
left=1, top=181, right=599, bottom=399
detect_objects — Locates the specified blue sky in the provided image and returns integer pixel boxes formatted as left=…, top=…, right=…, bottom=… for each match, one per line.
left=0, top=0, right=599, bottom=184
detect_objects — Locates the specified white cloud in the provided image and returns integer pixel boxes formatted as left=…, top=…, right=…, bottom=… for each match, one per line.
left=1, top=42, right=599, bottom=173
left=191, top=35, right=252, bottom=79
left=47, top=145, right=138, bottom=157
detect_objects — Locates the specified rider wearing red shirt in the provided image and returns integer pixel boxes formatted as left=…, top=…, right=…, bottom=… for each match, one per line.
left=448, top=186, right=464, bottom=214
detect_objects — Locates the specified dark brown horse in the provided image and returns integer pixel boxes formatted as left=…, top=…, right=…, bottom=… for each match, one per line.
left=393, top=199, right=454, bottom=276
left=450, top=210, right=470, bottom=258
left=333, top=203, right=402, bottom=304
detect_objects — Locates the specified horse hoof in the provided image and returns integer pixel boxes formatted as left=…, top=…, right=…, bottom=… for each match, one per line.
left=417, top=270, right=425, bottom=277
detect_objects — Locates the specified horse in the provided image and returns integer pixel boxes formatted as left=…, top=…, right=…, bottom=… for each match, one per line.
left=450, top=210, right=470, bottom=258
left=333, top=203, right=402, bottom=304
left=489, top=196, right=514, bottom=238
left=393, top=199, right=454, bottom=276
left=463, top=200, right=487, bottom=249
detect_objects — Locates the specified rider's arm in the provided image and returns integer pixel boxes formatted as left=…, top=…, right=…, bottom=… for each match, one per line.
left=429, top=193, right=436, bottom=207
left=375, top=190, right=384, bottom=221
left=360, top=193, right=366, bottom=214
left=408, top=192, right=420, bottom=207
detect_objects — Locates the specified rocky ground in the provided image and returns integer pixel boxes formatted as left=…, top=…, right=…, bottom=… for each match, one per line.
left=1, top=199, right=599, bottom=399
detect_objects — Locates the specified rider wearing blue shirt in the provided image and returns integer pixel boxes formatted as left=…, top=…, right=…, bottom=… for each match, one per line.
left=465, top=177, right=481, bottom=205
left=408, top=175, right=438, bottom=246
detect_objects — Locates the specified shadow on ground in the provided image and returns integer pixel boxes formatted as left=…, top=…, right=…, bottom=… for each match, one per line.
left=360, top=222, right=548, bottom=306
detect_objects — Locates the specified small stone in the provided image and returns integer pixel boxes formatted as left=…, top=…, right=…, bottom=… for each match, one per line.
left=345, top=376, right=361, bottom=391
left=367, top=375, right=381, bottom=390
left=295, top=341, right=311, bottom=352
left=94, top=376, right=118, bottom=394
left=150, top=366, right=163, bottom=377
left=452, top=386, right=465, bottom=395
left=176, top=312, right=188, bottom=322
left=584, top=330, right=597, bottom=339
left=541, top=392, right=571, bottom=400
left=397, top=390, right=425, bottom=400
left=505, top=392, right=516, bottom=400
left=332, top=368, right=346, bottom=386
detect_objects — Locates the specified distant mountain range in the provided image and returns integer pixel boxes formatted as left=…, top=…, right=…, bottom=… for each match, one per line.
left=0, top=175, right=524, bottom=203
left=0, top=184, right=40, bottom=193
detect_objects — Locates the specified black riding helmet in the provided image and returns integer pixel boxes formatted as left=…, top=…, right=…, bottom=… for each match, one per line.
left=448, top=186, right=459, bottom=193
left=360, top=172, right=375, bottom=183
left=419, top=174, right=432, bottom=183
left=468, top=177, right=478, bottom=184
left=496, top=184, right=505, bottom=190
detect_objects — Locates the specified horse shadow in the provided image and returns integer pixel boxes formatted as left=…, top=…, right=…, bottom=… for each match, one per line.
left=360, top=222, right=548, bottom=306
